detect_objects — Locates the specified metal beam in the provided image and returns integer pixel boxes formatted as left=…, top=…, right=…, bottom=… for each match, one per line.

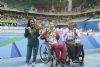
left=68, top=0, right=72, bottom=12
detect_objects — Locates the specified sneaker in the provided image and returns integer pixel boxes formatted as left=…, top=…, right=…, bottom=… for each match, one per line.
left=32, top=62, right=35, bottom=67
left=24, top=63, right=29, bottom=67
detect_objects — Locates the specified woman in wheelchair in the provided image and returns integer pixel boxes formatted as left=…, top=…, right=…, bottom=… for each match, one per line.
left=62, top=21, right=84, bottom=66
left=40, top=23, right=66, bottom=65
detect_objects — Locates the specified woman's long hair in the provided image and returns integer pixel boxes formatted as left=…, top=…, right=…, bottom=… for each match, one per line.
left=27, top=19, right=35, bottom=27
left=27, top=19, right=37, bottom=30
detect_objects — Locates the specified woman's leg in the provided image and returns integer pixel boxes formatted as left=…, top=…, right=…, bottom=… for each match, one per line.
left=66, top=43, right=76, bottom=60
left=32, top=42, right=39, bottom=62
left=26, top=45, right=32, bottom=63
left=60, top=44, right=66, bottom=60
left=76, top=44, right=83, bottom=59
left=50, top=44, right=60, bottom=61
left=67, top=45, right=71, bottom=61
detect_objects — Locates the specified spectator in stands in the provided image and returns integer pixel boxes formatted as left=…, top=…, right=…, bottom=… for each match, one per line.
left=24, top=19, right=40, bottom=67
left=0, top=23, right=2, bottom=26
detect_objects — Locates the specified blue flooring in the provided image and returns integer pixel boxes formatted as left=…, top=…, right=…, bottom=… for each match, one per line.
left=0, top=49, right=100, bottom=67
left=87, top=36, right=100, bottom=48
left=80, top=36, right=94, bottom=49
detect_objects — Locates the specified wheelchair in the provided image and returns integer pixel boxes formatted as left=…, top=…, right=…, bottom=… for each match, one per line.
left=65, top=38, right=84, bottom=66
left=39, top=39, right=84, bottom=67
left=39, top=42, right=67, bottom=67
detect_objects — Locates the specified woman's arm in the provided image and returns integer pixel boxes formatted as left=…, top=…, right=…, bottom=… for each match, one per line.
left=36, top=29, right=40, bottom=37
left=40, top=29, right=47, bottom=40
left=24, top=27, right=31, bottom=38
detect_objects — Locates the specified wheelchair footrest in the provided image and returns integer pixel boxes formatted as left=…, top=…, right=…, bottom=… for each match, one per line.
left=72, top=60, right=82, bottom=63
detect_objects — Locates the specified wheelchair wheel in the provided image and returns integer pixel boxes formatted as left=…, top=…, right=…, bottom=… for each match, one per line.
left=66, top=54, right=70, bottom=66
left=79, top=45, right=84, bottom=62
left=66, top=46, right=71, bottom=66
left=39, top=42, right=51, bottom=64
left=50, top=52, right=57, bottom=67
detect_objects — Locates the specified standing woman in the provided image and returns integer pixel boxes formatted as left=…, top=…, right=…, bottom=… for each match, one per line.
left=24, top=19, right=40, bottom=67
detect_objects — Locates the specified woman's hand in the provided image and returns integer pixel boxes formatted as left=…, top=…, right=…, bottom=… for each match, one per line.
left=40, top=29, right=47, bottom=40
left=26, top=27, right=31, bottom=33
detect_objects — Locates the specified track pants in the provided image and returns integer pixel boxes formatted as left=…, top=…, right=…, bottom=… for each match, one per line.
left=50, top=43, right=66, bottom=61
left=26, top=44, right=39, bottom=63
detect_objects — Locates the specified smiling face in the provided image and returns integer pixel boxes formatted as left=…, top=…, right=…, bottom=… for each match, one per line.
left=30, top=20, right=35, bottom=28
left=67, top=21, right=75, bottom=30
left=49, top=23, right=55, bottom=31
